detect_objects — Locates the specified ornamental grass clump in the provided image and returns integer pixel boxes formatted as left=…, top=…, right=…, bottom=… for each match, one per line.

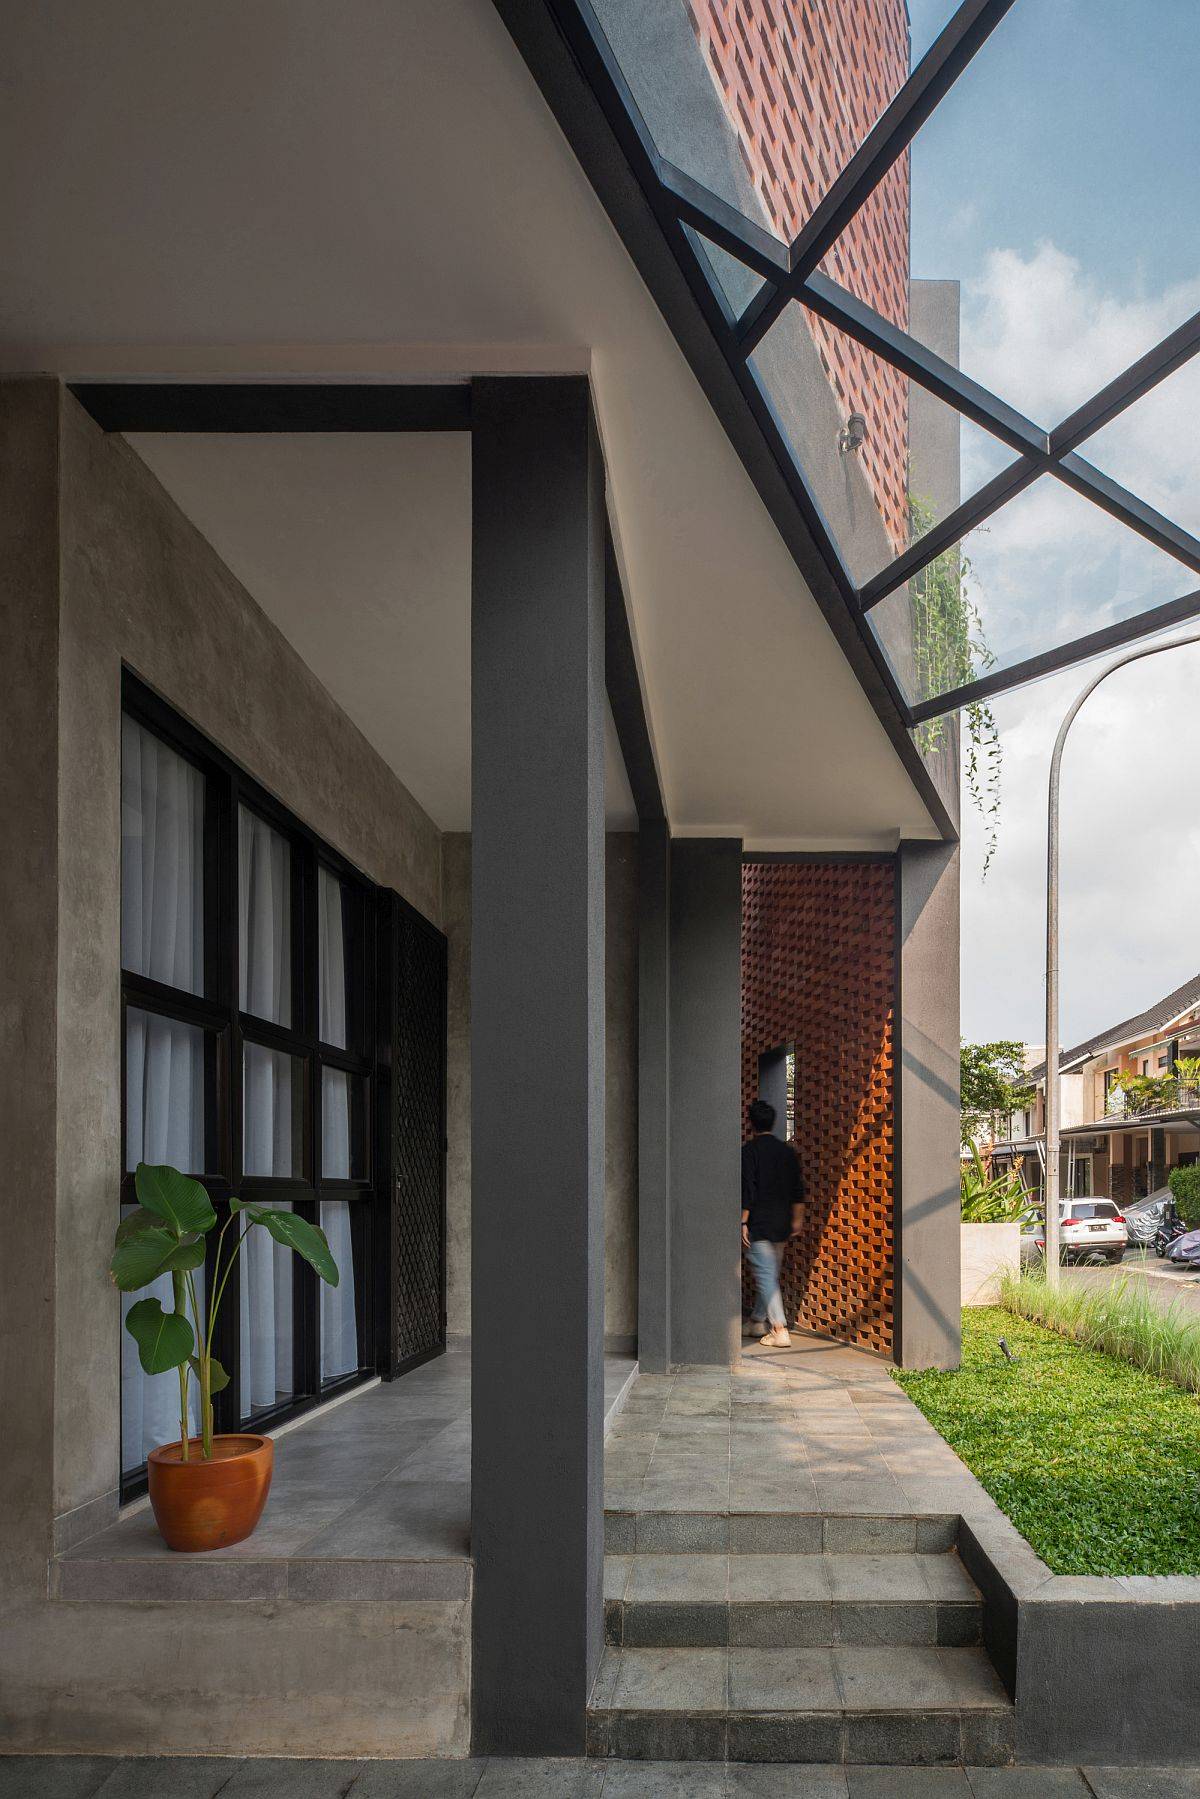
left=111, top=1162, right=339, bottom=1460
left=999, top=1266, right=1200, bottom=1397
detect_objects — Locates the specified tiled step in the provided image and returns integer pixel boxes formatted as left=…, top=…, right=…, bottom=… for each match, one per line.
left=585, top=1643, right=1014, bottom=1765
left=604, top=1550, right=982, bottom=1648
left=604, top=1507, right=958, bottom=1555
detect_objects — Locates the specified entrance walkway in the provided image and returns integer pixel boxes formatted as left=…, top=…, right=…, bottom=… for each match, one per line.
left=598, top=1332, right=1014, bottom=1767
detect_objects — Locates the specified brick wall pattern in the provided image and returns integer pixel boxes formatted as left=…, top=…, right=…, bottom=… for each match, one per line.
left=741, top=860, right=895, bottom=1354
left=685, top=0, right=911, bottom=550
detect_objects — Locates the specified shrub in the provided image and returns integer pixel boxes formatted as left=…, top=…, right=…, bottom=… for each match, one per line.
left=1169, top=1164, right=1200, bottom=1227
left=999, top=1266, right=1200, bottom=1396
left=960, top=1142, right=1027, bottom=1222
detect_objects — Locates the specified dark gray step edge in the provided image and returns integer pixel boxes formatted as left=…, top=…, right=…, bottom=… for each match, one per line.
left=604, top=1511, right=958, bottom=1555
left=585, top=1704, right=1014, bottom=1765
left=605, top=1594, right=982, bottom=1649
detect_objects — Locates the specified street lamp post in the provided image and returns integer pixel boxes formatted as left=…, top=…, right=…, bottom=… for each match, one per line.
left=1044, top=630, right=1200, bottom=1287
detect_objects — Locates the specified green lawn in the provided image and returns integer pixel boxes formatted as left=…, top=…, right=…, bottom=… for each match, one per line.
left=893, top=1307, right=1200, bottom=1576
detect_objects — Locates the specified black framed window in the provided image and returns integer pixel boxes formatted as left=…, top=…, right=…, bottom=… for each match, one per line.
left=119, top=674, right=378, bottom=1496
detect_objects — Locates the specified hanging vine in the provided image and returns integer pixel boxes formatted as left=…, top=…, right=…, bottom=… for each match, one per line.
left=908, top=491, right=1003, bottom=877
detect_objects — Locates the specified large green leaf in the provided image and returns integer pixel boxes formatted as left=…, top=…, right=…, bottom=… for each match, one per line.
left=134, top=1163, right=216, bottom=1237
left=124, top=1297, right=194, bottom=1374
left=233, top=1203, right=339, bottom=1286
left=110, top=1226, right=206, bottom=1292
left=115, top=1206, right=163, bottom=1247
left=188, top=1353, right=231, bottom=1394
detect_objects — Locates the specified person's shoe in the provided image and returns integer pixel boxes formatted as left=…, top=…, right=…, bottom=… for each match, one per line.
left=745, top=1319, right=769, bottom=1339
left=759, top=1326, right=791, bottom=1348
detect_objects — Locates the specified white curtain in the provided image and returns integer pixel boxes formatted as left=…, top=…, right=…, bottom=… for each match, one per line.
left=319, top=867, right=348, bottom=1049
left=318, top=868, right=358, bottom=1380
left=122, top=716, right=204, bottom=994
left=239, top=808, right=291, bottom=1025
left=321, top=1203, right=358, bottom=1381
left=239, top=1202, right=294, bottom=1415
left=120, top=719, right=206, bottom=1469
left=243, top=1042, right=300, bottom=1178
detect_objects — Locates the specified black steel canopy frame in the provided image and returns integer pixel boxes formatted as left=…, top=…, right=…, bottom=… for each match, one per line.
left=511, top=0, right=1200, bottom=730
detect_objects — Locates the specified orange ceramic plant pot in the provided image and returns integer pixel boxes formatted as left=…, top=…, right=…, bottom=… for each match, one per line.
left=147, top=1434, right=274, bottom=1552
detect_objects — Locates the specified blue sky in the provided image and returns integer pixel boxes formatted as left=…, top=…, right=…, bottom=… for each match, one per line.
left=901, top=0, right=1200, bottom=1047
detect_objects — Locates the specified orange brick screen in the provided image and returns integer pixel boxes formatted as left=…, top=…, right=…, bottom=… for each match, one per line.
left=741, top=860, right=896, bottom=1354
left=685, top=0, right=911, bottom=552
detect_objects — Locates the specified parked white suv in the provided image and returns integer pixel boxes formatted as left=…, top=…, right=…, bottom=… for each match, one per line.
left=1035, top=1199, right=1128, bottom=1266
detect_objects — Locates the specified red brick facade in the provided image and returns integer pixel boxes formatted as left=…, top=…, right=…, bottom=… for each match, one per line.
left=741, top=861, right=896, bottom=1355
left=686, top=0, right=911, bottom=550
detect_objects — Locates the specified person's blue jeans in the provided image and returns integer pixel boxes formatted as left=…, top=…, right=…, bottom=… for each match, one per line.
left=747, top=1237, right=786, bottom=1327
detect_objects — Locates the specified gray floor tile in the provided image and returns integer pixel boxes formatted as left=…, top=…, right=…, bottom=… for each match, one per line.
left=1082, top=1775, right=1200, bottom=1798
left=727, top=1555, right=830, bottom=1602
left=611, top=1648, right=729, bottom=1712
left=967, top=1772, right=1092, bottom=1797
left=725, top=1769, right=848, bottom=1799
left=299, top=1479, right=469, bottom=1558
left=833, top=1645, right=951, bottom=1711
left=600, top=1763, right=727, bottom=1798
left=95, top=1761, right=240, bottom=1798
left=727, top=1646, right=841, bottom=1711
left=350, top=1761, right=486, bottom=1797
left=0, top=1761, right=120, bottom=1799
left=848, top=1771, right=972, bottom=1798
left=628, top=1556, right=729, bottom=1602
left=475, top=1762, right=604, bottom=1798
left=825, top=1555, right=929, bottom=1601
left=219, top=1762, right=363, bottom=1797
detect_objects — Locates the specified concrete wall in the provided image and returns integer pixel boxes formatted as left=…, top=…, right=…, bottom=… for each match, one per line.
left=443, top=830, right=640, bottom=1349
left=897, top=840, right=962, bottom=1369
left=0, top=378, right=465, bottom=1755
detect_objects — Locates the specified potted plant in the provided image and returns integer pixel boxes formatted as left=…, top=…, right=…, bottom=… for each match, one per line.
left=960, top=1143, right=1026, bottom=1305
left=111, top=1162, right=339, bottom=1552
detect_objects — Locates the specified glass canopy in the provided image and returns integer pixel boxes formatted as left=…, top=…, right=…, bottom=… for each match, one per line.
left=569, top=0, right=1200, bottom=727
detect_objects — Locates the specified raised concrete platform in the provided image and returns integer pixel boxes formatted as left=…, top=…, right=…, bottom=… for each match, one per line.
left=55, top=1350, right=637, bottom=1604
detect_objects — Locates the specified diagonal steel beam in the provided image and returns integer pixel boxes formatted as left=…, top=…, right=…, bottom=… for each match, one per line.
left=735, top=0, right=1020, bottom=355
left=660, top=159, right=790, bottom=285
left=801, top=270, right=1049, bottom=456
left=1050, top=307, right=1200, bottom=456
left=859, top=454, right=1039, bottom=611
left=1053, top=453, right=1200, bottom=576
left=907, top=585, right=1200, bottom=724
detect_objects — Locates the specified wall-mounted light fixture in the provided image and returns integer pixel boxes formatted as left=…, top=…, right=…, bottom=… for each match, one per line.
left=838, top=412, right=867, bottom=456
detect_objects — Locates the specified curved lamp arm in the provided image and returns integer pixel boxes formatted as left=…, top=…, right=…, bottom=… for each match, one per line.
left=1044, top=629, right=1200, bottom=1285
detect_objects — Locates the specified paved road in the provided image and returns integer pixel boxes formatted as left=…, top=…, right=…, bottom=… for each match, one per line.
left=1064, top=1245, right=1200, bottom=1317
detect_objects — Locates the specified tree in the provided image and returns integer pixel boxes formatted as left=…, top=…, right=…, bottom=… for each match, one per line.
left=961, top=1040, right=1034, bottom=1147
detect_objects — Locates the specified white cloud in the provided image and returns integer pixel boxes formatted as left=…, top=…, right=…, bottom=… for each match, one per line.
left=957, top=243, right=1200, bottom=1048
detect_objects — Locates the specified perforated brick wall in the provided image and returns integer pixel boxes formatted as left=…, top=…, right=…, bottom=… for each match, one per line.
left=741, top=860, right=896, bottom=1354
left=686, top=0, right=911, bottom=551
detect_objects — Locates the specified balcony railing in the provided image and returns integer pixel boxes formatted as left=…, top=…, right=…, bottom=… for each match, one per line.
left=1098, top=1083, right=1200, bottom=1124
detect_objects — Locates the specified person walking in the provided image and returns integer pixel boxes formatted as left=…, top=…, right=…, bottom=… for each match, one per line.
left=741, top=1098, right=804, bottom=1348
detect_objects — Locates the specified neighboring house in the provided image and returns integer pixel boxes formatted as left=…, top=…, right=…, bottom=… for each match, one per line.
left=993, top=977, right=1200, bottom=1203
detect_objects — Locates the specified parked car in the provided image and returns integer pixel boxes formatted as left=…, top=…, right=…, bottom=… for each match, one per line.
left=1034, top=1198, right=1128, bottom=1265
left=1019, top=1207, right=1044, bottom=1266
left=1123, top=1188, right=1174, bottom=1248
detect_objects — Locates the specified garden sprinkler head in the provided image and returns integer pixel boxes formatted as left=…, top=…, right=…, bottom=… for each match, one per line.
left=998, top=1337, right=1018, bottom=1362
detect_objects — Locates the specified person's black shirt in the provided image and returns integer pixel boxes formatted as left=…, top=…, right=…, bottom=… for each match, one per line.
left=741, top=1132, right=804, bottom=1243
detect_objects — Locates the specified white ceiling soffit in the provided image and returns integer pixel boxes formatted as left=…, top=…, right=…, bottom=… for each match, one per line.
left=1, top=0, right=937, bottom=849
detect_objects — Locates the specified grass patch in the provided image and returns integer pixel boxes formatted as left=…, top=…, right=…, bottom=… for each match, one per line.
left=1000, top=1266, right=1200, bottom=1396
left=894, top=1307, right=1200, bottom=1575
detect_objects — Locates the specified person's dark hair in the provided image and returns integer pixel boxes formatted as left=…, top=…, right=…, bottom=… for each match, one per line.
left=748, top=1098, right=776, bottom=1133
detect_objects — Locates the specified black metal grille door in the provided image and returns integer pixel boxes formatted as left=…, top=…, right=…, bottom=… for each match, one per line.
left=383, top=892, right=447, bottom=1372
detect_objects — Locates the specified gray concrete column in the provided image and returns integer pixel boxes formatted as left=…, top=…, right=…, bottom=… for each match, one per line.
left=897, top=839, right=962, bottom=1369
left=668, top=838, right=743, bottom=1367
left=0, top=379, right=60, bottom=1601
left=637, top=820, right=671, bottom=1373
left=470, top=377, right=606, bottom=1755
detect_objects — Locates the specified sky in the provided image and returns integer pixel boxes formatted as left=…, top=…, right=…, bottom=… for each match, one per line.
left=904, top=0, right=1200, bottom=1048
